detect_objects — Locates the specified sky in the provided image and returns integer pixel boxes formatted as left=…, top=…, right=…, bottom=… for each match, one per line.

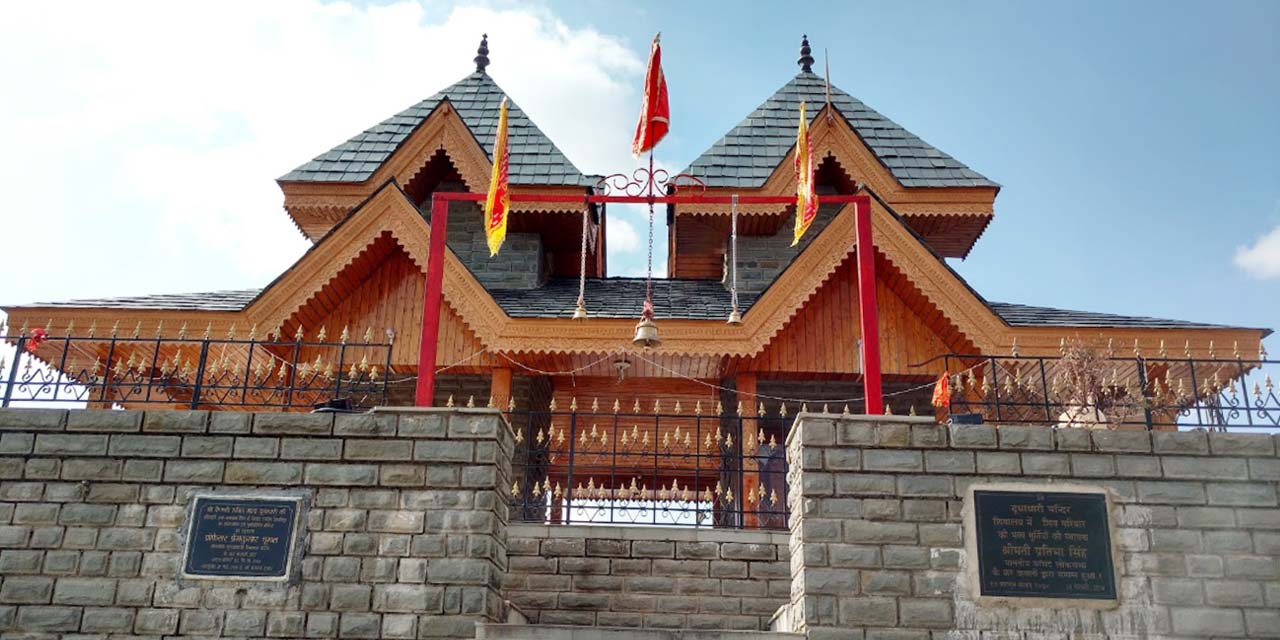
left=0, top=0, right=1277, bottom=351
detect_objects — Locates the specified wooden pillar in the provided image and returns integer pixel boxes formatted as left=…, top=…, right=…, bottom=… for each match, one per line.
left=490, top=367, right=513, bottom=411
left=415, top=196, right=450, bottom=407
left=854, top=197, right=884, bottom=415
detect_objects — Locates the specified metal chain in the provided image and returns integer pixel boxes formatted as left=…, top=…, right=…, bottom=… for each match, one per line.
left=730, top=194, right=739, bottom=312
left=646, top=201, right=654, bottom=300
left=578, top=204, right=589, bottom=307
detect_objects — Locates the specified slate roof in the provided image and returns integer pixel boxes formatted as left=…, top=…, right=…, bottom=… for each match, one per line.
left=280, top=71, right=588, bottom=186
left=683, top=72, right=997, bottom=189
left=14, top=286, right=1260, bottom=334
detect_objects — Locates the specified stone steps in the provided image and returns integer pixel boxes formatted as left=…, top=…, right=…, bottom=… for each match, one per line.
left=476, top=623, right=804, bottom=640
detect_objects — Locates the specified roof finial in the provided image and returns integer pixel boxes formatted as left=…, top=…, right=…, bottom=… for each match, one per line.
left=475, top=34, right=490, bottom=73
left=797, top=34, right=814, bottom=73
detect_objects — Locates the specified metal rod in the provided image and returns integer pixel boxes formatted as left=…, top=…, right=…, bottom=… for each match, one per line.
left=1, top=337, right=25, bottom=407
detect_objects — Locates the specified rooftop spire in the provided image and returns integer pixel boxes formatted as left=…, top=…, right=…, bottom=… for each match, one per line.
left=474, top=34, right=490, bottom=73
left=797, top=35, right=814, bottom=73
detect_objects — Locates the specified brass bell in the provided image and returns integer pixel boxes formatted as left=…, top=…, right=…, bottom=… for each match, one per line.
left=572, top=299, right=588, bottom=321
left=726, top=307, right=743, bottom=325
left=632, top=316, right=661, bottom=348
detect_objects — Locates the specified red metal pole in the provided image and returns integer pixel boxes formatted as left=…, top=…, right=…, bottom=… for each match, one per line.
left=854, top=197, right=884, bottom=415
left=415, top=196, right=450, bottom=406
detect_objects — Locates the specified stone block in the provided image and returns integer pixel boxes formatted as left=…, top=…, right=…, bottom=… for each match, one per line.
left=1055, top=427, right=1092, bottom=451
left=897, top=475, right=952, bottom=497
left=898, top=598, right=952, bottom=627
left=208, top=411, right=251, bottom=434
left=923, top=450, right=974, bottom=474
left=15, top=605, right=81, bottom=631
left=976, top=451, right=1021, bottom=474
left=1153, top=431, right=1209, bottom=455
left=305, top=463, right=379, bottom=486
left=631, top=540, right=674, bottom=558
left=345, top=438, right=413, bottom=461
left=863, top=449, right=923, bottom=473
left=281, top=437, right=342, bottom=460
left=34, top=433, right=107, bottom=456
left=253, top=412, right=334, bottom=435
left=67, top=409, right=142, bottom=432
left=1210, top=432, right=1276, bottom=456
left=1151, top=576, right=1204, bottom=605
left=81, top=607, right=135, bottom=633
left=233, top=436, right=279, bottom=458
left=0, top=408, right=66, bottom=431
left=1208, top=482, right=1277, bottom=507
left=1021, top=453, right=1070, bottom=476
left=51, top=577, right=115, bottom=606
left=0, top=576, right=53, bottom=603
left=947, top=424, right=993, bottom=450
left=585, top=538, right=630, bottom=557
left=1171, top=607, right=1244, bottom=637
left=225, top=461, right=303, bottom=484
left=143, top=410, right=209, bottom=433
left=180, top=435, right=233, bottom=457
left=1070, top=453, right=1116, bottom=477
left=0, top=433, right=34, bottom=454
left=1092, top=430, right=1151, bottom=453
left=1163, top=456, right=1248, bottom=480
left=844, top=520, right=917, bottom=544
left=163, top=460, right=224, bottom=483
left=334, top=413, right=397, bottom=437
left=997, top=425, right=1054, bottom=450
left=1137, top=481, right=1207, bottom=505
left=398, top=414, right=445, bottom=437
left=722, top=542, right=776, bottom=561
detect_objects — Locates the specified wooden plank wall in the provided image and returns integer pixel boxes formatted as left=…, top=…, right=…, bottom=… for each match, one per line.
left=735, top=254, right=956, bottom=378
left=291, top=237, right=494, bottom=373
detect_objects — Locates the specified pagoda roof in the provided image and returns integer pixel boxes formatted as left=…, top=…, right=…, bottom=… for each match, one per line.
left=683, top=71, right=997, bottom=189
left=279, top=70, right=589, bottom=186
left=16, top=285, right=1251, bottom=333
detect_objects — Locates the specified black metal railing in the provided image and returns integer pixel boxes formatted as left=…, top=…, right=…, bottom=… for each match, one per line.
left=925, top=351, right=1279, bottom=431
left=508, top=400, right=792, bottom=530
left=2, top=327, right=396, bottom=410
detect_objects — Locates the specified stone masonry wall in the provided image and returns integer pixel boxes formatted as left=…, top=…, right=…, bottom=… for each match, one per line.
left=0, top=407, right=512, bottom=639
left=443, top=199, right=543, bottom=290
left=785, top=414, right=1280, bottom=640
left=504, top=524, right=789, bottom=631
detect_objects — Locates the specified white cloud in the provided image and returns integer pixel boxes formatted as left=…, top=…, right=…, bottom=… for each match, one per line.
left=607, top=217, right=640, bottom=253
left=0, top=0, right=650, bottom=310
left=1234, top=224, right=1280, bottom=279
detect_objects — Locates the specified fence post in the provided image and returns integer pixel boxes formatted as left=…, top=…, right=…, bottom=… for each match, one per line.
left=1135, top=359, right=1154, bottom=430
left=190, top=339, right=211, bottom=410
left=1, top=337, right=26, bottom=408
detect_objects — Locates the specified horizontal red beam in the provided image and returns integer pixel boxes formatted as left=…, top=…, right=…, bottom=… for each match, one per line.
left=431, top=192, right=869, bottom=206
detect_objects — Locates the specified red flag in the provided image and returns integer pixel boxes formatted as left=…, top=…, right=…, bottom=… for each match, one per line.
left=931, top=373, right=951, bottom=409
left=484, top=98, right=510, bottom=256
left=632, top=34, right=669, bottom=156
left=792, top=101, right=818, bottom=246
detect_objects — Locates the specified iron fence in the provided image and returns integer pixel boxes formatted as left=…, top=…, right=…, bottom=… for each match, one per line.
left=1, top=327, right=395, bottom=410
left=508, top=400, right=792, bottom=530
left=926, top=350, right=1279, bottom=431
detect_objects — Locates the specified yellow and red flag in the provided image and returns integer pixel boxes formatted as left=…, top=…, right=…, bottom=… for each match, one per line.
left=792, top=101, right=818, bottom=246
left=632, top=33, right=670, bottom=156
left=484, top=98, right=511, bottom=256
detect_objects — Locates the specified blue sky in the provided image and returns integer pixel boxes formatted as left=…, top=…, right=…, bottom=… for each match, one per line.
left=535, top=0, right=1280, bottom=335
left=0, top=0, right=1276, bottom=345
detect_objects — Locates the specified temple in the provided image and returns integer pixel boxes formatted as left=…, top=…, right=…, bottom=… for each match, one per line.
left=3, top=35, right=1265, bottom=419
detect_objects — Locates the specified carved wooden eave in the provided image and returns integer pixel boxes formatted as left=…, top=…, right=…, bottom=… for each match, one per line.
left=278, top=100, right=586, bottom=241
left=673, top=105, right=997, bottom=258
left=6, top=183, right=1265, bottom=366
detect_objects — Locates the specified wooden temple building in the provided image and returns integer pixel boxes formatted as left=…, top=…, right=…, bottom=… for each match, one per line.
left=2, top=36, right=1270, bottom=525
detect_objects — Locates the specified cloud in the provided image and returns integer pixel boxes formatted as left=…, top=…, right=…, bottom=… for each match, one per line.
left=607, top=217, right=640, bottom=253
left=0, top=1, right=648, bottom=309
left=1234, top=224, right=1280, bottom=279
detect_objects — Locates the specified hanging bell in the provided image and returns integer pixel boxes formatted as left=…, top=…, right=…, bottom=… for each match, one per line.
left=572, top=299, right=588, bottom=321
left=633, top=316, right=662, bottom=348
left=726, top=307, right=743, bottom=325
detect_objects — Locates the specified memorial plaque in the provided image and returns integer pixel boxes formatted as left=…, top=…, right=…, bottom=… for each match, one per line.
left=972, top=489, right=1116, bottom=600
left=182, top=495, right=303, bottom=580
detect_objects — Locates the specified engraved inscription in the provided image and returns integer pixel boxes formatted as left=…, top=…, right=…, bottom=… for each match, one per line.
left=183, top=497, right=300, bottom=579
left=974, top=490, right=1116, bottom=600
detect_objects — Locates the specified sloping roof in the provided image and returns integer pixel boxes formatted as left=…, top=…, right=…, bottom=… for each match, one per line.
left=15, top=290, right=260, bottom=312
left=683, top=72, right=997, bottom=189
left=14, top=286, right=1260, bottom=334
left=280, top=71, right=588, bottom=186
left=490, top=278, right=759, bottom=320
left=988, top=302, right=1241, bottom=331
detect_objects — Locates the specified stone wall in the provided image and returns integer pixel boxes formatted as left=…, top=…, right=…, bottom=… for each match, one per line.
left=0, top=407, right=512, bottom=639
left=442, top=198, right=544, bottom=290
left=785, top=414, right=1280, bottom=640
left=733, top=203, right=838, bottom=294
left=504, top=524, right=789, bottom=631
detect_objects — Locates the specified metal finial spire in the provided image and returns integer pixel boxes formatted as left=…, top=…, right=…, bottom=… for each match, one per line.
left=475, top=34, right=490, bottom=73
left=798, top=35, right=814, bottom=72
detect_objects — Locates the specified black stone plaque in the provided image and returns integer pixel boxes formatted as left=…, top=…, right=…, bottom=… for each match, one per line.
left=973, top=490, right=1116, bottom=600
left=183, top=496, right=300, bottom=579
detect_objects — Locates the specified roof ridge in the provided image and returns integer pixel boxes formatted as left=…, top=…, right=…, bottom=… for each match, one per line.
left=682, top=71, right=996, bottom=189
left=280, top=71, right=588, bottom=186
